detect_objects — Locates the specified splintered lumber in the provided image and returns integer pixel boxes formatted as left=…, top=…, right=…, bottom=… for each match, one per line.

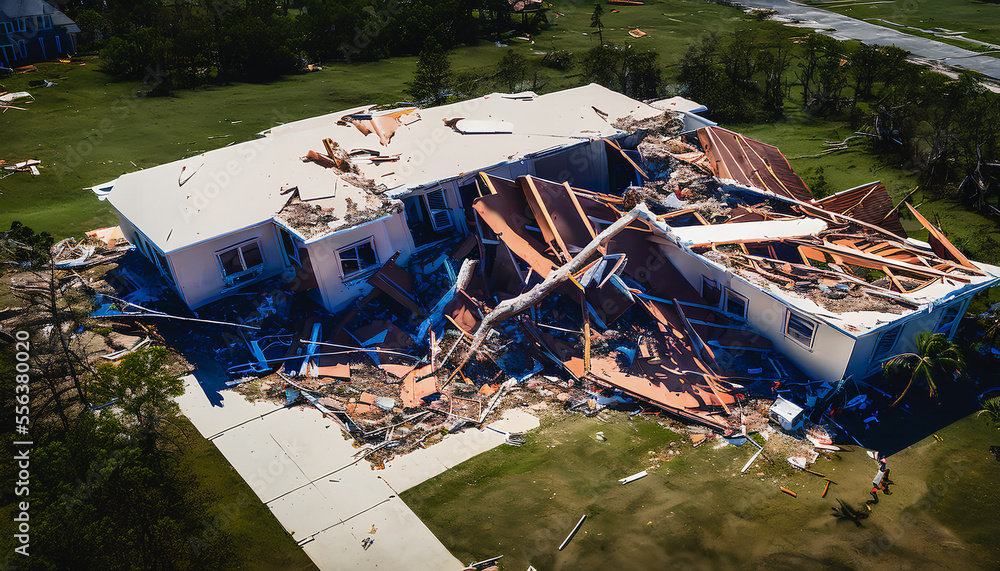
left=445, top=204, right=656, bottom=385
left=558, top=515, right=587, bottom=551
left=780, top=487, right=797, bottom=498
left=419, top=257, right=476, bottom=341
left=618, top=470, right=648, bottom=485
left=741, top=435, right=764, bottom=473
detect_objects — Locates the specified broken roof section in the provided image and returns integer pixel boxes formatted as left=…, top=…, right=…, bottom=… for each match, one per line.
left=698, top=126, right=813, bottom=203
left=812, top=182, right=907, bottom=238
left=105, top=84, right=664, bottom=253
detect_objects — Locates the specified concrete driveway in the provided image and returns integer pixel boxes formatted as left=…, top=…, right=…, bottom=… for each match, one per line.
left=176, top=374, right=538, bottom=570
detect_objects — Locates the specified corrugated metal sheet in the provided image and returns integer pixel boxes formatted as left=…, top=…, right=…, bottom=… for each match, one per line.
left=813, top=182, right=907, bottom=238
left=697, top=126, right=813, bottom=203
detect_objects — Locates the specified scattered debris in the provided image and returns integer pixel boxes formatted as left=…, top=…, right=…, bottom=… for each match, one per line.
left=618, top=470, right=648, bottom=485
left=558, top=515, right=587, bottom=551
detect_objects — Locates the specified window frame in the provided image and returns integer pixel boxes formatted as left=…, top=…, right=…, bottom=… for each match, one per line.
left=215, top=239, right=266, bottom=284
left=701, top=277, right=722, bottom=307
left=934, top=303, right=962, bottom=337
left=870, top=324, right=902, bottom=366
left=336, top=237, right=379, bottom=279
left=275, top=226, right=301, bottom=267
left=725, top=288, right=748, bottom=319
left=784, top=310, right=817, bottom=349
left=422, top=188, right=453, bottom=232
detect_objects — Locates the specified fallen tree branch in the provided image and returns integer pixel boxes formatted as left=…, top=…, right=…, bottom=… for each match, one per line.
left=443, top=203, right=659, bottom=386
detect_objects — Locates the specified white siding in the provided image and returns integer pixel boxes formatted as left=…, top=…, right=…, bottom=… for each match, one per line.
left=660, top=241, right=855, bottom=382
left=307, top=212, right=413, bottom=313
left=164, top=223, right=285, bottom=309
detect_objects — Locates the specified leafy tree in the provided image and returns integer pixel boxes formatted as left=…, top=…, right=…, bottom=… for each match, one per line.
left=590, top=3, right=604, bottom=45
left=23, top=413, right=234, bottom=570
left=90, top=346, right=185, bottom=439
left=679, top=30, right=788, bottom=122
left=494, top=49, right=527, bottom=92
left=883, top=332, right=964, bottom=407
left=583, top=43, right=662, bottom=100
left=0, top=221, right=53, bottom=269
left=100, top=27, right=173, bottom=78
left=407, top=37, right=452, bottom=105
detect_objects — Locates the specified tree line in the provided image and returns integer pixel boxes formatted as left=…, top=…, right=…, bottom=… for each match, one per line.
left=65, top=0, right=539, bottom=87
left=0, top=228, right=237, bottom=569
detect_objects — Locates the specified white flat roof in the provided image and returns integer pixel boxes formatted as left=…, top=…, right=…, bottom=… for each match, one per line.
left=669, top=218, right=828, bottom=247
left=106, top=84, right=664, bottom=253
left=649, top=96, right=708, bottom=114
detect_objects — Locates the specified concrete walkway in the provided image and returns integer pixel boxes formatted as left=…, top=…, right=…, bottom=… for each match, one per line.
left=176, top=374, right=537, bottom=570
left=739, top=0, right=1000, bottom=80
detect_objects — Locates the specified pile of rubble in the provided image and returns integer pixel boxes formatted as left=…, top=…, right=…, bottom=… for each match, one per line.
left=64, top=120, right=985, bottom=474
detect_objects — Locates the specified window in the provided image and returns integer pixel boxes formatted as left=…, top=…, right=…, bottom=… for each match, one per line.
left=702, top=277, right=722, bottom=307
left=935, top=303, right=962, bottom=336
left=871, top=325, right=902, bottom=363
left=217, top=240, right=265, bottom=280
left=152, top=250, right=176, bottom=288
left=785, top=311, right=817, bottom=348
left=277, top=226, right=300, bottom=266
left=337, top=238, right=378, bottom=278
left=423, top=189, right=452, bottom=231
left=725, top=288, right=748, bottom=319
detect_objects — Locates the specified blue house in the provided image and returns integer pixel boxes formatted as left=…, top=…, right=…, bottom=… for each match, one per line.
left=0, top=0, right=78, bottom=68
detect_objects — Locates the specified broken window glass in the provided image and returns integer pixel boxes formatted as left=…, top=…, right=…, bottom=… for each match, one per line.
left=241, top=243, right=263, bottom=268
left=702, top=277, right=722, bottom=306
left=279, top=227, right=299, bottom=265
left=725, top=288, right=747, bottom=319
left=785, top=311, right=816, bottom=347
left=338, top=239, right=378, bottom=277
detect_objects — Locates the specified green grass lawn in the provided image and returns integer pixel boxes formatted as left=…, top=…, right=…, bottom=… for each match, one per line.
left=803, top=0, right=1000, bottom=49
left=0, top=1, right=794, bottom=241
left=404, top=411, right=1000, bottom=570
left=0, top=57, right=422, bottom=239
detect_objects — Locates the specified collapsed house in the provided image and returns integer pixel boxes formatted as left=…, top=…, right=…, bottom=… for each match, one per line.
left=94, top=84, right=665, bottom=313
left=88, top=86, right=1000, bottom=437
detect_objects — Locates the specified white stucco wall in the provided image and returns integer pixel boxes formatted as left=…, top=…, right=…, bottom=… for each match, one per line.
left=660, top=242, right=857, bottom=382
left=306, top=211, right=413, bottom=314
left=844, top=296, right=972, bottom=381
left=163, top=223, right=286, bottom=309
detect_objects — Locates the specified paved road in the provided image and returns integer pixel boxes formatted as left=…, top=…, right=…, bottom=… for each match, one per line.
left=738, top=0, right=1000, bottom=80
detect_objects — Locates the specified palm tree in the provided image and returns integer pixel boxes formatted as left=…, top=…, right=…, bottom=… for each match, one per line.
left=883, top=332, right=964, bottom=408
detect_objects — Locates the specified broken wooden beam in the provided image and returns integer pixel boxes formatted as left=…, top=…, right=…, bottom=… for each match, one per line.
left=445, top=203, right=659, bottom=386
